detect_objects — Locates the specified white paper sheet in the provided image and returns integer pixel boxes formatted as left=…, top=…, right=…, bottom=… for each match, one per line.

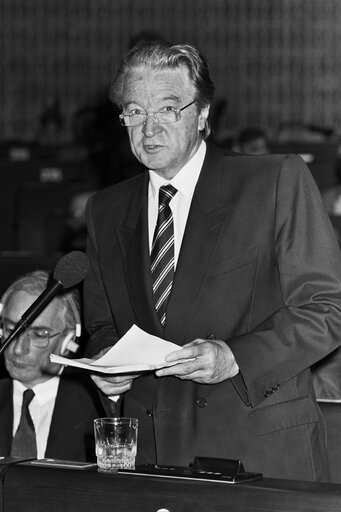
left=50, top=324, right=189, bottom=374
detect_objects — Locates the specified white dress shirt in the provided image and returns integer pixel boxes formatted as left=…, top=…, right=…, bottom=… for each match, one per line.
left=148, top=141, right=206, bottom=266
left=13, top=376, right=60, bottom=459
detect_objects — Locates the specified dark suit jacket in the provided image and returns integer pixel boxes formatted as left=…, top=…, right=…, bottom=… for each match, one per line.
left=0, top=369, right=105, bottom=461
left=84, top=143, right=341, bottom=481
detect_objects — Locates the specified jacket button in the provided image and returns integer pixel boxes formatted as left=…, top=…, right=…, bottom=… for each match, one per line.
left=263, top=391, right=271, bottom=398
left=196, top=398, right=208, bottom=408
left=146, top=409, right=153, bottom=417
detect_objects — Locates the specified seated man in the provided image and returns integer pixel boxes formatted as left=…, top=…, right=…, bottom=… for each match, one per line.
left=232, top=126, right=269, bottom=155
left=0, top=270, right=105, bottom=461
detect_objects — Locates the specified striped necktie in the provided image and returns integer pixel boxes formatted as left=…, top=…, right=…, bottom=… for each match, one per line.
left=11, top=388, right=37, bottom=458
left=151, top=184, right=178, bottom=325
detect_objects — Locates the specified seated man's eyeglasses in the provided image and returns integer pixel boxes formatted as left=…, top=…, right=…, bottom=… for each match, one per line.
left=119, top=100, right=197, bottom=127
left=2, top=323, right=62, bottom=349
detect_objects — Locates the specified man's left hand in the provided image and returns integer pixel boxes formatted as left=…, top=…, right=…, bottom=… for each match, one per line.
left=155, top=338, right=239, bottom=384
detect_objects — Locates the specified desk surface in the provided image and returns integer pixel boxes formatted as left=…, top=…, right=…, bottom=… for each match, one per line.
left=1, top=461, right=341, bottom=512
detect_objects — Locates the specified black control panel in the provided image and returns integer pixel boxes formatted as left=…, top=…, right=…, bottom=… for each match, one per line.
left=119, top=457, right=263, bottom=484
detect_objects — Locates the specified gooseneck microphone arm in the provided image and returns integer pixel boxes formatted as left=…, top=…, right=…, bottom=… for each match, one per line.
left=0, top=250, right=90, bottom=357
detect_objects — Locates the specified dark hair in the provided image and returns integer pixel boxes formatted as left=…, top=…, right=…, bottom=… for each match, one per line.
left=110, top=40, right=215, bottom=139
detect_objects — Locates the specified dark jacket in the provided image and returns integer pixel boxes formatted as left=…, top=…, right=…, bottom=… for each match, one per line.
left=84, top=143, right=341, bottom=481
left=0, top=369, right=105, bottom=461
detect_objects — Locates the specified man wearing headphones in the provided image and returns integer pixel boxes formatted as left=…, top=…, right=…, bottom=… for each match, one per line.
left=0, top=270, right=105, bottom=461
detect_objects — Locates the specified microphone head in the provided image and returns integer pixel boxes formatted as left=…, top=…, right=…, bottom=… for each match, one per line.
left=53, top=251, right=90, bottom=289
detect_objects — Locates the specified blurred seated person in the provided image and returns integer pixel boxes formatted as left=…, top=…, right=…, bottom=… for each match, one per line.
left=73, top=93, right=145, bottom=188
left=276, top=122, right=332, bottom=143
left=233, top=126, right=269, bottom=155
left=320, top=148, right=341, bottom=246
left=60, top=191, right=94, bottom=253
left=37, top=96, right=64, bottom=146
left=0, top=270, right=105, bottom=461
left=321, top=152, right=341, bottom=216
left=322, top=187, right=341, bottom=216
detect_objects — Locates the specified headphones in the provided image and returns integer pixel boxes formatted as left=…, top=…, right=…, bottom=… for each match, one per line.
left=0, top=272, right=82, bottom=357
left=60, top=332, right=79, bottom=356
left=59, top=292, right=81, bottom=356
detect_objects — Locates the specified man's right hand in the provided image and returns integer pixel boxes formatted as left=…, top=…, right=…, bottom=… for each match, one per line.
left=90, top=347, right=140, bottom=396
left=91, top=372, right=137, bottom=396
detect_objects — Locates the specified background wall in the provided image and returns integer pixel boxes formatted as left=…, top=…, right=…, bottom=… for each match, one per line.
left=1, top=0, right=341, bottom=143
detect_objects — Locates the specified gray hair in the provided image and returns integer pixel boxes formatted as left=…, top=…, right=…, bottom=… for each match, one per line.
left=0, top=270, right=81, bottom=332
left=110, top=40, right=215, bottom=139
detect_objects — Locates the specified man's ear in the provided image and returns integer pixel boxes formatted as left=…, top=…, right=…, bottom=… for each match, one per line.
left=60, top=332, right=79, bottom=356
left=198, top=104, right=210, bottom=132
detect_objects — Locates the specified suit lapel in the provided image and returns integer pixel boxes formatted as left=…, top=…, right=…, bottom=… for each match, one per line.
left=117, top=174, right=163, bottom=337
left=164, top=144, right=233, bottom=343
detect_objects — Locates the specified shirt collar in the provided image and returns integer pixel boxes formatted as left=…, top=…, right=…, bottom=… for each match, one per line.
left=13, top=376, right=60, bottom=406
left=149, top=140, right=206, bottom=199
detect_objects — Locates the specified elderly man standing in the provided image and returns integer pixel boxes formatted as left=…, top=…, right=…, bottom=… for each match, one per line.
left=83, top=40, right=341, bottom=481
left=0, top=270, right=104, bottom=461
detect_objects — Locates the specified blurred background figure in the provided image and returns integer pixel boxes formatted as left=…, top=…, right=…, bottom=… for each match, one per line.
left=0, top=270, right=105, bottom=461
left=59, top=191, right=94, bottom=253
left=321, top=146, right=341, bottom=215
left=37, top=95, right=64, bottom=146
left=319, top=144, right=341, bottom=247
left=232, top=126, right=269, bottom=155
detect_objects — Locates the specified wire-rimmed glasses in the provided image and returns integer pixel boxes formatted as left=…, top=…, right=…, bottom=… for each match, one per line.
left=119, top=100, right=197, bottom=127
left=2, top=324, right=62, bottom=349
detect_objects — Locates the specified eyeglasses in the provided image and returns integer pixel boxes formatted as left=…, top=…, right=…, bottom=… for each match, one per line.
left=2, top=324, right=62, bottom=349
left=119, top=100, right=197, bottom=127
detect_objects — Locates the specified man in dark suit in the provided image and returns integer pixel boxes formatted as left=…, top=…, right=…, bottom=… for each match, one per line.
left=0, top=270, right=104, bottom=461
left=83, top=40, right=341, bottom=481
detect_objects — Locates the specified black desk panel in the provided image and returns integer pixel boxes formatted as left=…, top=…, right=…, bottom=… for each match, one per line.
left=2, top=462, right=341, bottom=512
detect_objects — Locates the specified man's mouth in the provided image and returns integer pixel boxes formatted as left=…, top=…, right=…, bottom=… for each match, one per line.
left=144, top=144, right=163, bottom=152
left=10, top=360, right=30, bottom=368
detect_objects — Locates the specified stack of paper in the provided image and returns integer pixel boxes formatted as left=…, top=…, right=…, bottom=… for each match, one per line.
left=50, top=324, right=187, bottom=374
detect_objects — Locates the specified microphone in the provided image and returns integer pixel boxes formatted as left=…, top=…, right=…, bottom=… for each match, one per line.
left=0, top=251, right=90, bottom=356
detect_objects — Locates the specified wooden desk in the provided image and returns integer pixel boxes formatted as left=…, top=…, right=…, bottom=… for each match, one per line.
left=2, top=461, right=341, bottom=512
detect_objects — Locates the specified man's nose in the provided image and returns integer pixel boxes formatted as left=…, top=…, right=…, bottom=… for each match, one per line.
left=12, top=333, right=30, bottom=354
left=142, top=115, right=162, bottom=137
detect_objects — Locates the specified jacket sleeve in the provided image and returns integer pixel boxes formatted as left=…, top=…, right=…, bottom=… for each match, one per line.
left=83, top=195, right=120, bottom=357
left=229, top=154, right=341, bottom=407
